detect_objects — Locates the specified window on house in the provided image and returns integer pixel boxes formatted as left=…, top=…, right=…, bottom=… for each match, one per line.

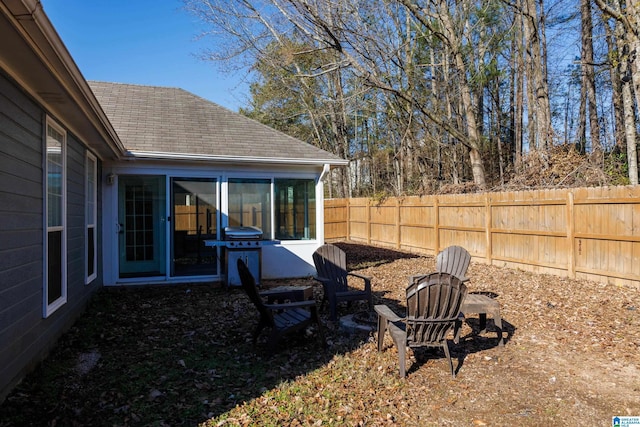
left=86, top=153, right=97, bottom=284
left=228, top=179, right=271, bottom=238
left=45, top=119, right=66, bottom=316
left=275, top=179, right=316, bottom=240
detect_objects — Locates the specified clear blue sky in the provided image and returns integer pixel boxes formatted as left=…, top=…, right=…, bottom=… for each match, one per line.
left=41, top=0, right=248, bottom=111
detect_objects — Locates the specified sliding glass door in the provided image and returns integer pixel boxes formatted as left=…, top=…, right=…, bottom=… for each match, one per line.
left=171, top=178, right=218, bottom=276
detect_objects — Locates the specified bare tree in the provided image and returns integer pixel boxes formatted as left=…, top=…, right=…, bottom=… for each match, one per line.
left=511, top=6, right=525, bottom=170
left=522, top=0, right=553, bottom=149
left=185, top=0, right=491, bottom=189
left=184, top=0, right=635, bottom=192
left=593, top=0, right=639, bottom=109
left=576, top=0, right=601, bottom=159
left=594, top=0, right=639, bottom=184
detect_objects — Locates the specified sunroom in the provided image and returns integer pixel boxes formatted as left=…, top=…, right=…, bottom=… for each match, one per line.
left=92, top=81, right=347, bottom=286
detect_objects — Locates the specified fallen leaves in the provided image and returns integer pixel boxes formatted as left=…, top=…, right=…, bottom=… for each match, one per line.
left=0, top=242, right=639, bottom=426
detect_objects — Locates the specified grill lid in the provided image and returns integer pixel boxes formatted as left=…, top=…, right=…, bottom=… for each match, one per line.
left=224, top=226, right=263, bottom=240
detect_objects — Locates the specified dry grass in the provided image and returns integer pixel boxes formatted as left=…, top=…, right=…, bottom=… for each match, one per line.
left=1, top=242, right=638, bottom=426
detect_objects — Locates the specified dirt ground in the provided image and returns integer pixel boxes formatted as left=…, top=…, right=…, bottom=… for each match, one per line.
left=1, top=242, right=638, bottom=426
left=343, top=242, right=640, bottom=425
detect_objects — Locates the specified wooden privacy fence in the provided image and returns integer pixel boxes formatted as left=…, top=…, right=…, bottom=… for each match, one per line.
left=324, top=186, right=640, bottom=289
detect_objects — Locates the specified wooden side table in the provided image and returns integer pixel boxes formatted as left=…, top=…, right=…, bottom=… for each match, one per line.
left=259, top=285, right=314, bottom=304
left=455, top=293, right=504, bottom=346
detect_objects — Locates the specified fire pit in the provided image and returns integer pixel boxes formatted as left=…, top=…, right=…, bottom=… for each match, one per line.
left=339, top=310, right=377, bottom=333
left=352, top=310, right=378, bottom=326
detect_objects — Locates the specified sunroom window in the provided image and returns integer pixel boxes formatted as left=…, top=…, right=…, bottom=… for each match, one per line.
left=275, top=179, right=315, bottom=240
left=228, top=178, right=271, bottom=238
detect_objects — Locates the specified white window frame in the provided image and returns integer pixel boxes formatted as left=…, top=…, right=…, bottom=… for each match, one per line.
left=44, top=117, right=67, bottom=317
left=85, top=152, right=98, bottom=284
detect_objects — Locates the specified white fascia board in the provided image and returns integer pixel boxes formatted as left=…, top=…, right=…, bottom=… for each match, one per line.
left=125, top=150, right=349, bottom=166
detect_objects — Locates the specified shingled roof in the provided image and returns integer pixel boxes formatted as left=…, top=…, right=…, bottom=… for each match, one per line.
left=88, top=81, right=346, bottom=165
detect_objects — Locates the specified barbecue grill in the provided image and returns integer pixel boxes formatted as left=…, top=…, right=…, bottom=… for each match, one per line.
left=223, top=226, right=263, bottom=286
left=224, top=226, right=263, bottom=246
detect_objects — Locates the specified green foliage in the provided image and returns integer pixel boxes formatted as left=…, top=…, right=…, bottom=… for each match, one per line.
left=604, top=150, right=631, bottom=186
left=239, top=39, right=327, bottom=144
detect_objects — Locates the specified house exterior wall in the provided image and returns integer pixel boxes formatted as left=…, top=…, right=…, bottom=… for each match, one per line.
left=0, top=70, right=102, bottom=402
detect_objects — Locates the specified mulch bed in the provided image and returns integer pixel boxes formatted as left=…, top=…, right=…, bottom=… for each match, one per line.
left=0, top=241, right=638, bottom=426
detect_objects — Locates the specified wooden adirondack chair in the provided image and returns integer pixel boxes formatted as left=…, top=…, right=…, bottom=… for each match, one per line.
left=312, top=244, right=373, bottom=321
left=237, top=259, right=325, bottom=353
left=375, top=272, right=467, bottom=378
left=436, top=246, right=471, bottom=282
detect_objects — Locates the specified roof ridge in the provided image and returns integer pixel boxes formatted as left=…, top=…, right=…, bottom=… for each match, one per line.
left=88, top=80, right=182, bottom=91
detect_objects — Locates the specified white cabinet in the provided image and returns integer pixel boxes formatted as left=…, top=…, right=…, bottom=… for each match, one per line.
left=226, top=249, right=261, bottom=286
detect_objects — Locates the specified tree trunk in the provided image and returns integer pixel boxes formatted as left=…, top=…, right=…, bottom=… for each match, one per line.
left=621, top=78, right=638, bottom=185
left=511, top=7, right=524, bottom=171
left=576, top=79, right=587, bottom=153
left=594, top=0, right=639, bottom=183
left=602, top=17, right=626, bottom=152
left=522, top=0, right=537, bottom=150
left=523, top=0, right=552, bottom=149
left=493, top=73, right=505, bottom=185
left=618, top=30, right=639, bottom=185
left=437, top=0, right=487, bottom=189
left=581, top=0, right=601, bottom=160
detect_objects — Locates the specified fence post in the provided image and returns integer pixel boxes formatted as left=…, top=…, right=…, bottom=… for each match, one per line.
left=567, top=191, right=575, bottom=278
left=434, top=197, right=440, bottom=255
left=346, top=198, right=351, bottom=241
left=366, top=198, right=371, bottom=245
left=396, top=198, right=401, bottom=249
left=485, top=193, right=492, bottom=263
